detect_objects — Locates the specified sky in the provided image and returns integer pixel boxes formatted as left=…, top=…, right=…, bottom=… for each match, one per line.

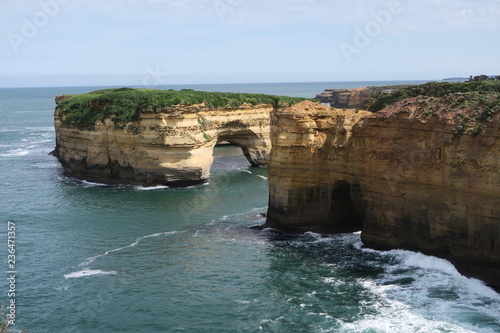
left=0, top=0, right=498, bottom=87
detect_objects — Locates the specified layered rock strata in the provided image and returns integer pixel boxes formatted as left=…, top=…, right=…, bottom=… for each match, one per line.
left=54, top=99, right=272, bottom=186
left=266, top=100, right=500, bottom=288
left=315, top=86, right=402, bottom=109
left=266, top=101, right=370, bottom=233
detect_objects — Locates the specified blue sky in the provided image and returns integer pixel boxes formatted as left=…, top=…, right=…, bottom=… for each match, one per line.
left=0, top=0, right=498, bottom=87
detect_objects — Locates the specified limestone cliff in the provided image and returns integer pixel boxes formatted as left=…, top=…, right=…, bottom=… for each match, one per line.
left=266, top=101, right=370, bottom=233
left=315, top=86, right=404, bottom=109
left=54, top=89, right=308, bottom=186
left=266, top=96, right=500, bottom=288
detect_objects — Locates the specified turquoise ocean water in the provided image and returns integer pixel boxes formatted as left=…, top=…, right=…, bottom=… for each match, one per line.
left=1, top=81, right=499, bottom=333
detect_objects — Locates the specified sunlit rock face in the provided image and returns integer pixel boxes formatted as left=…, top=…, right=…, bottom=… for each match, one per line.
left=265, top=100, right=370, bottom=234
left=266, top=100, right=500, bottom=288
left=54, top=98, right=272, bottom=186
left=315, top=86, right=400, bottom=109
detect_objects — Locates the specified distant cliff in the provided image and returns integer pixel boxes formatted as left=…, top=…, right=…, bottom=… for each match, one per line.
left=267, top=81, right=500, bottom=288
left=315, top=85, right=408, bottom=109
left=54, top=88, right=308, bottom=186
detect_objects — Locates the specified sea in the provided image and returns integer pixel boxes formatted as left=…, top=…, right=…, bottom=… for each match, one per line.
left=1, top=81, right=499, bottom=333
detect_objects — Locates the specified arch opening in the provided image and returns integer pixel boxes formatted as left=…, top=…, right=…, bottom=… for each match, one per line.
left=215, top=129, right=269, bottom=167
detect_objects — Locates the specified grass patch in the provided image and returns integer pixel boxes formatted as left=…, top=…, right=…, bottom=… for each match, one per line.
left=58, top=88, right=312, bottom=129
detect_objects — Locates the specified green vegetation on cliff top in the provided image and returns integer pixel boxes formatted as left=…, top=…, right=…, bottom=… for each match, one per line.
left=58, top=87, right=311, bottom=128
left=365, top=80, right=500, bottom=112
left=365, top=81, right=500, bottom=136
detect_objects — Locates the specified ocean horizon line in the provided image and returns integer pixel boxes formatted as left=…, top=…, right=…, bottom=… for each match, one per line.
left=0, top=79, right=437, bottom=90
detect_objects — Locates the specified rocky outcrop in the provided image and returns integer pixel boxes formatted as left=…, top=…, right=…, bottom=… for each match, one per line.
left=54, top=101, right=272, bottom=186
left=266, top=99, right=500, bottom=288
left=315, top=86, right=402, bottom=109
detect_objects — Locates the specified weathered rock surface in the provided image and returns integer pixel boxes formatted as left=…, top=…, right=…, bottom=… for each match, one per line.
left=315, top=86, right=402, bottom=109
left=266, top=100, right=500, bottom=288
left=266, top=101, right=370, bottom=233
left=54, top=100, right=272, bottom=186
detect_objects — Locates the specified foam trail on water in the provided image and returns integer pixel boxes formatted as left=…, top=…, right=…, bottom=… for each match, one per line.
left=79, top=230, right=181, bottom=267
left=25, top=126, right=54, bottom=132
left=64, top=269, right=116, bottom=279
left=78, top=180, right=110, bottom=188
left=134, top=185, right=170, bottom=191
left=0, top=149, right=29, bottom=157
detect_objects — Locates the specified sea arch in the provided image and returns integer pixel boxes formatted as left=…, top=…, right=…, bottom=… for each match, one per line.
left=214, top=128, right=269, bottom=167
left=55, top=102, right=273, bottom=186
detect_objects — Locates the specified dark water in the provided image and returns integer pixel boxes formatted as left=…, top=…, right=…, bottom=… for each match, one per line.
left=1, top=82, right=499, bottom=333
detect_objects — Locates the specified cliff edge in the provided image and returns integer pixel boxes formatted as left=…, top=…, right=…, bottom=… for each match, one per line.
left=267, top=81, right=500, bottom=288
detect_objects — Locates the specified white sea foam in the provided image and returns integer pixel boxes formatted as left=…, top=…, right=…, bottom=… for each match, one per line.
left=0, top=128, right=23, bottom=134
left=257, top=175, right=268, bottom=180
left=317, top=312, right=334, bottom=320
left=64, top=269, right=116, bottom=279
left=462, top=277, right=500, bottom=301
left=242, top=170, right=252, bottom=174
left=352, top=241, right=363, bottom=250
left=35, top=161, right=59, bottom=169
left=339, top=279, right=479, bottom=333
left=1, top=135, right=54, bottom=157
left=79, top=180, right=110, bottom=188
left=362, top=245, right=500, bottom=299
left=322, top=277, right=338, bottom=285
left=304, top=231, right=322, bottom=239
left=400, top=251, right=460, bottom=276
left=0, top=148, right=29, bottom=157
left=235, top=300, right=251, bottom=304
left=361, top=247, right=460, bottom=275
left=177, top=182, right=210, bottom=190
left=28, top=139, right=53, bottom=145
left=26, top=126, right=54, bottom=132
left=79, top=230, right=180, bottom=267
left=134, top=185, right=170, bottom=191
left=345, top=243, right=500, bottom=332
left=393, top=250, right=500, bottom=300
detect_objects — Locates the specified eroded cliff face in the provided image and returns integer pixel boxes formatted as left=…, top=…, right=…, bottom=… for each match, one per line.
left=266, top=100, right=500, bottom=288
left=54, top=100, right=271, bottom=186
left=266, top=101, right=370, bottom=233
left=315, top=86, right=401, bottom=109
